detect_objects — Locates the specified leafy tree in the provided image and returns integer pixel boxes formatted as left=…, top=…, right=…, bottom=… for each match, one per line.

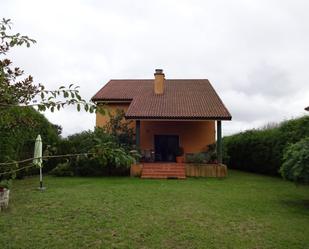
left=103, top=109, right=134, bottom=149
left=0, top=18, right=97, bottom=181
left=280, top=137, right=309, bottom=184
left=0, top=18, right=95, bottom=112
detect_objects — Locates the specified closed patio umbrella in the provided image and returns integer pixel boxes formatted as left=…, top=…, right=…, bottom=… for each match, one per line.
left=33, top=135, right=44, bottom=190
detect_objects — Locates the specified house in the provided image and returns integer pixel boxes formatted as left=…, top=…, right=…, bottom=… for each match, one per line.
left=92, top=69, right=232, bottom=178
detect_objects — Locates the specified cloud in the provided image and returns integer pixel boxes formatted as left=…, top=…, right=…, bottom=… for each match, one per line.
left=1, top=0, right=308, bottom=136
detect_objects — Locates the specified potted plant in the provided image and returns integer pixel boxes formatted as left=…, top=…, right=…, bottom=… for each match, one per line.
left=0, top=179, right=12, bottom=211
left=129, top=149, right=143, bottom=177
left=175, top=147, right=185, bottom=163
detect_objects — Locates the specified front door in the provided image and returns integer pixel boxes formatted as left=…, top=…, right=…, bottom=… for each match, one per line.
left=154, top=135, right=179, bottom=162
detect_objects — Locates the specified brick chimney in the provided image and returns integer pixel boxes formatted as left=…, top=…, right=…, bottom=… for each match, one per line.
left=154, top=69, right=165, bottom=94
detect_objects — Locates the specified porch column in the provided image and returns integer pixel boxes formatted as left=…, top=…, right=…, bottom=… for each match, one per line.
left=136, top=120, right=140, bottom=149
left=217, top=120, right=222, bottom=164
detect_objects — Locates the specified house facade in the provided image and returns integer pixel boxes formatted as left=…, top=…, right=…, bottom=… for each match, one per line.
left=92, top=69, right=231, bottom=163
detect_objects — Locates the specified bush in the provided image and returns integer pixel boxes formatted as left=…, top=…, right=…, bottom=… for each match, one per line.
left=280, top=137, right=309, bottom=184
left=0, top=107, right=60, bottom=179
left=186, top=144, right=217, bottom=164
left=0, top=179, right=12, bottom=189
left=186, top=153, right=207, bottom=164
left=52, top=128, right=137, bottom=177
left=223, top=115, right=309, bottom=175
left=50, top=162, right=73, bottom=177
left=48, top=109, right=137, bottom=177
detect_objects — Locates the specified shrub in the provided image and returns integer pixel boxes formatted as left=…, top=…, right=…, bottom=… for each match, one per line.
left=175, top=147, right=184, bottom=157
left=49, top=109, right=137, bottom=177
left=280, top=137, right=309, bottom=184
left=186, top=144, right=217, bottom=164
left=223, top=115, right=309, bottom=175
left=52, top=128, right=137, bottom=177
left=0, top=179, right=12, bottom=190
left=50, top=162, right=74, bottom=177
left=186, top=153, right=207, bottom=164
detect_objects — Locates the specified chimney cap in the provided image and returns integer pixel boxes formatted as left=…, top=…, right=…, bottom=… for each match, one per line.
left=154, top=69, right=164, bottom=75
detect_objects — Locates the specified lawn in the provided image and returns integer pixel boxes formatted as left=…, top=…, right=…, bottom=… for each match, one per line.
left=1, top=170, right=309, bottom=249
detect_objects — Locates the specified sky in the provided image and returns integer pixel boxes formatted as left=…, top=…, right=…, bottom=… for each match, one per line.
left=2, top=0, right=309, bottom=137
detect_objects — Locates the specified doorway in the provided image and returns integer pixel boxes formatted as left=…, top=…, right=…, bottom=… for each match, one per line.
left=154, top=135, right=179, bottom=162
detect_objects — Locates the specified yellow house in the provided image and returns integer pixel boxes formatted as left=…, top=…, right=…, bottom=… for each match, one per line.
left=92, top=69, right=231, bottom=167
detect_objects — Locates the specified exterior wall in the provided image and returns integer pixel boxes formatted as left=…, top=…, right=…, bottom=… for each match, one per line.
left=96, top=103, right=133, bottom=128
left=95, top=104, right=215, bottom=154
left=140, top=120, right=215, bottom=153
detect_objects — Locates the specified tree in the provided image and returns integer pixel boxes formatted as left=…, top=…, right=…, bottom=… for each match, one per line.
left=0, top=107, right=60, bottom=178
left=0, top=18, right=97, bottom=181
left=0, top=18, right=95, bottom=112
left=103, top=109, right=134, bottom=149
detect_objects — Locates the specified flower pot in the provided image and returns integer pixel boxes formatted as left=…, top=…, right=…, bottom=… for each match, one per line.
left=176, top=156, right=185, bottom=163
left=130, top=164, right=143, bottom=177
left=0, top=188, right=10, bottom=211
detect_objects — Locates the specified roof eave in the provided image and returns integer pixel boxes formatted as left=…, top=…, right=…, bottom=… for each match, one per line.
left=125, top=115, right=232, bottom=121
left=91, top=98, right=133, bottom=103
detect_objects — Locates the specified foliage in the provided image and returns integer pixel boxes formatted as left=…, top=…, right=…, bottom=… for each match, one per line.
left=0, top=18, right=95, bottom=112
left=0, top=18, right=98, bottom=180
left=0, top=179, right=12, bottom=189
left=186, top=153, right=207, bottom=164
left=53, top=128, right=137, bottom=176
left=280, top=137, right=309, bottom=184
left=90, top=140, right=135, bottom=168
left=49, top=162, right=73, bottom=177
left=223, top=115, right=309, bottom=175
left=175, top=147, right=184, bottom=157
left=186, top=143, right=217, bottom=164
left=103, top=108, right=134, bottom=149
left=0, top=107, right=60, bottom=179
left=206, top=143, right=217, bottom=163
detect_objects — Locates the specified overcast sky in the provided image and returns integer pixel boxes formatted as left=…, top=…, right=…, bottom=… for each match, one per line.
left=2, top=0, right=309, bottom=136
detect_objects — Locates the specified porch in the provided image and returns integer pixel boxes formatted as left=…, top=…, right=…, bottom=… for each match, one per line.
left=135, top=119, right=224, bottom=164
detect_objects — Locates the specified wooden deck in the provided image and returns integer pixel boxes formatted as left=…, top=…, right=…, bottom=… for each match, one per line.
left=130, top=163, right=228, bottom=179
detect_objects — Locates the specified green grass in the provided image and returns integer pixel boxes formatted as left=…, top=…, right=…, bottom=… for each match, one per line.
left=1, top=170, right=309, bottom=249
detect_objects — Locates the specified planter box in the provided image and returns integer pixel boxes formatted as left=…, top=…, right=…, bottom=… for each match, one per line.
left=130, top=164, right=143, bottom=177
left=185, top=164, right=227, bottom=178
left=0, top=188, right=10, bottom=211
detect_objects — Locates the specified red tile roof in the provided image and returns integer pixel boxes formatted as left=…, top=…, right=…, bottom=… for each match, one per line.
left=92, top=79, right=231, bottom=120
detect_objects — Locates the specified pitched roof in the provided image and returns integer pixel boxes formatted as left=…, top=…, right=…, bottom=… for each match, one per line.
left=92, top=79, right=232, bottom=120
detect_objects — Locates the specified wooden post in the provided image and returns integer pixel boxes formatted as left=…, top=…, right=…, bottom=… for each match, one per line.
left=136, top=120, right=140, bottom=149
left=217, top=120, right=222, bottom=164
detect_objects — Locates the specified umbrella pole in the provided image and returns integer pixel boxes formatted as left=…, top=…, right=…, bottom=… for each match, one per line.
left=39, top=166, right=43, bottom=189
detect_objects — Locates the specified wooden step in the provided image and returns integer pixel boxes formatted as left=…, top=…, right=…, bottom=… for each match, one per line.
left=141, top=163, right=186, bottom=179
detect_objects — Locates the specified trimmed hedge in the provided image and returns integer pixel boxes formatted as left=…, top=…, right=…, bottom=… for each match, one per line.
left=223, top=115, right=309, bottom=175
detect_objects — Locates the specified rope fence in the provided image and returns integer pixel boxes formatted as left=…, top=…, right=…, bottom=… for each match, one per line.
left=0, top=153, right=95, bottom=176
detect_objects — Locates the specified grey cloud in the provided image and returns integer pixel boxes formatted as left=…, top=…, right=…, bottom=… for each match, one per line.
left=241, top=63, right=295, bottom=98
left=1, top=0, right=309, bottom=136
